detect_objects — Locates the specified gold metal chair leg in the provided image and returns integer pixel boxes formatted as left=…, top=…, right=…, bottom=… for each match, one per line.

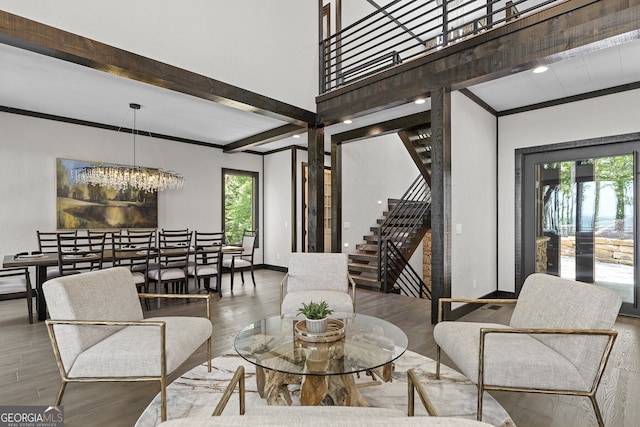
left=407, top=369, right=437, bottom=416
left=476, top=384, right=484, bottom=421
left=55, top=381, right=67, bottom=406
left=589, top=394, right=605, bottom=427
left=408, top=373, right=415, bottom=416
left=161, top=377, right=167, bottom=421
left=207, top=337, right=212, bottom=372
left=213, top=366, right=245, bottom=416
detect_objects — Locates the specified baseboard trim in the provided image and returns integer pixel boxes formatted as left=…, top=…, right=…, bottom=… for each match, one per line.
left=448, top=290, right=517, bottom=321
left=262, top=264, right=288, bottom=273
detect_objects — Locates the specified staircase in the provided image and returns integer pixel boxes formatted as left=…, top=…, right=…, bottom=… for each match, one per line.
left=348, top=177, right=431, bottom=295
left=399, top=126, right=432, bottom=187
left=348, top=199, right=408, bottom=291
left=348, top=127, right=433, bottom=296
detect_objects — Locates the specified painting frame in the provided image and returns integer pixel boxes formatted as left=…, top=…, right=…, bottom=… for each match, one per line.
left=56, top=158, right=158, bottom=229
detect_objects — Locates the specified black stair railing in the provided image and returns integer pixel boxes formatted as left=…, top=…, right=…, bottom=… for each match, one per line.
left=377, top=174, right=431, bottom=295
left=382, top=239, right=431, bottom=298
left=320, top=0, right=561, bottom=93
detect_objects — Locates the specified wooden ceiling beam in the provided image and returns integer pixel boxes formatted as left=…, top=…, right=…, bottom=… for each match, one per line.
left=224, top=124, right=306, bottom=153
left=0, top=10, right=317, bottom=127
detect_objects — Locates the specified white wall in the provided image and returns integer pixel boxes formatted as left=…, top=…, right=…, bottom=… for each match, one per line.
left=341, top=134, right=419, bottom=259
left=0, top=0, right=318, bottom=111
left=451, top=91, right=498, bottom=298
left=0, top=112, right=264, bottom=263
left=263, top=147, right=332, bottom=268
left=264, top=150, right=291, bottom=267
left=498, top=88, right=640, bottom=292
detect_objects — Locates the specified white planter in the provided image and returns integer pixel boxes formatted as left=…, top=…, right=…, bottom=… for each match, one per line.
left=305, top=317, right=328, bottom=333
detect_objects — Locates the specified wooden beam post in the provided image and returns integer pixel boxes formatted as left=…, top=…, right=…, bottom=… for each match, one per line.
left=430, top=87, right=452, bottom=324
left=307, top=126, right=325, bottom=253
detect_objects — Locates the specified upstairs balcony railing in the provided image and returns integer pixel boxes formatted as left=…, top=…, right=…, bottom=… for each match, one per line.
left=320, top=0, right=562, bottom=93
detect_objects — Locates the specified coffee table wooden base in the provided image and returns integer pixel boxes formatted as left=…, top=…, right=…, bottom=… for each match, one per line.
left=257, top=365, right=371, bottom=407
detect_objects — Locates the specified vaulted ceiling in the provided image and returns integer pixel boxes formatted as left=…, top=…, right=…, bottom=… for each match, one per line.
left=2, top=5, right=640, bottom=154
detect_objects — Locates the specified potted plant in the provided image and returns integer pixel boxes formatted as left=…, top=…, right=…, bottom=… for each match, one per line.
left=297, top=300, right=334, bottom=333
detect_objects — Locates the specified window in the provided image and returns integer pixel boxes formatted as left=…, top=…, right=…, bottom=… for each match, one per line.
left=222, top=169, right=258, bottom=245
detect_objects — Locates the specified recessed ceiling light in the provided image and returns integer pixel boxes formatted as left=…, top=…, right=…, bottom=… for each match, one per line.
left=343, top=119, right=353, bottom=124
left=533, top=65, right=548, bottom=74
left=293, top=134, right=300, bottom=139
left=414, top=98, right=426, bottom=105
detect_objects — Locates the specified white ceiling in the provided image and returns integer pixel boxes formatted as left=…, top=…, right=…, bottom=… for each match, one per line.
left=0, top=42, right=293, bottom=152
left=468, top=38, right=640, bottom=111
left=2, top=38, right=640, bottom=152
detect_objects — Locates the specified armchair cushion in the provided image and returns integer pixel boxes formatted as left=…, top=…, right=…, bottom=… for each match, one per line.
left=222, top=258, right=251, bottom=268
left=159, top=406, right=495, bottom=426
left=68, top=316, right=212, bottom=378
left=281, top=290, right=354, bottom=319
left=433, top=322, right=588, bottom=390
left=286, top=253, right=349, bottom=293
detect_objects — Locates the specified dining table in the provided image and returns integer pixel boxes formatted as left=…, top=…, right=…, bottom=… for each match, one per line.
left=3, top=244, right=243, bottom=321
left=4, top=251, right=62, bottom=321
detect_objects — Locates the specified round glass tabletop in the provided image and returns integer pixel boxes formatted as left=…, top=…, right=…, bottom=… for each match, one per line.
left=234, top=314, right=408, bottom=376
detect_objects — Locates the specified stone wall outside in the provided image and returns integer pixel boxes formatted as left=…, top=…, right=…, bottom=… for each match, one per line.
left=560, top=236, right=634, bottom=266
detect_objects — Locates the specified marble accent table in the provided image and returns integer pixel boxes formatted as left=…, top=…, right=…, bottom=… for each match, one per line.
left=135, top=350, right=515, bottom=427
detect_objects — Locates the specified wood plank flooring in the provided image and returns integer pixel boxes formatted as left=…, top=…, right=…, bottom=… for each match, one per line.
left=0, top=269, right=638, bottom=426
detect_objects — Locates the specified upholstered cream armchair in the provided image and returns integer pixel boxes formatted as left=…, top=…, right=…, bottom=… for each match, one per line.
left=43, top=267, right=213, bottom=421
left=280, top=252, right=356, bottom=319
left=433, top=273, right=622, bottom=427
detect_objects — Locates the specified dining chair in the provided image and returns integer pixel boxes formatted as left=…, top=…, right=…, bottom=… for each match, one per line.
left=126, top=229, right=160, bottom=260
left=56, top=232, right=105, bottom=276
left=148, top=230, right=192, bottom=295
left=126, top=228, right=158, bottom=241
left=37, top=230, right=77, bottom=279
left=190, top=231, right=224, bottom=296
left=0, top=267, right=34, bottom=323
left=113, top=230, right=155, bottom=307
left=221, top=229, right=257, bottom=290
left=89, top=230, right=121, bottom=268
left=161, top=228, right=189, bottom=234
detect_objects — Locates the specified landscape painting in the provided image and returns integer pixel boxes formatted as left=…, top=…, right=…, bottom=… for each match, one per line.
left=56, top=158, right=158, bottom=229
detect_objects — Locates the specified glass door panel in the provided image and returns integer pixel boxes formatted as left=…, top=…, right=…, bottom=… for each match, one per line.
left=536, top=155, right=635, bottom=303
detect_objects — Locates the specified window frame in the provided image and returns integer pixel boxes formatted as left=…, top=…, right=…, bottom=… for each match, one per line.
left=221, top=168, right=259, bottom=246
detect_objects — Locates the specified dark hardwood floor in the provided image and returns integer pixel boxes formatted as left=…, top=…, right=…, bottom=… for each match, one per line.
left=0, top=269, right=637, bottom=426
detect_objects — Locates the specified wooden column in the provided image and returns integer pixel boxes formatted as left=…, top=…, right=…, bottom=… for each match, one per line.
left=331, top=139, right=342, bottom=254
left=307, top=126, right=325, bottom=253
left=430, top=87, right=452, bottom=324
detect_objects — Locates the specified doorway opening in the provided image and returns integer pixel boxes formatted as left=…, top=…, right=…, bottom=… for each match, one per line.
left=521, top=139, right=639, bottom=317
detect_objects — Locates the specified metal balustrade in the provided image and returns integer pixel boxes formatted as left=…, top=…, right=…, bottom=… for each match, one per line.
left=377, top=174, right=431, bottom=296
left=320, top=0, right=562, bottom=93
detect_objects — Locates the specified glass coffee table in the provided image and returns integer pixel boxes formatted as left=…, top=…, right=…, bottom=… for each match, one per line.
left=234, top=314, right=408, bottom=406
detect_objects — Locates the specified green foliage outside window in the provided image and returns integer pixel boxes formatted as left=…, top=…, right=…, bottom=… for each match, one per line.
left=224, top=172, right=256, bottom=245
left=543, top=155, right=633, bottom=237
